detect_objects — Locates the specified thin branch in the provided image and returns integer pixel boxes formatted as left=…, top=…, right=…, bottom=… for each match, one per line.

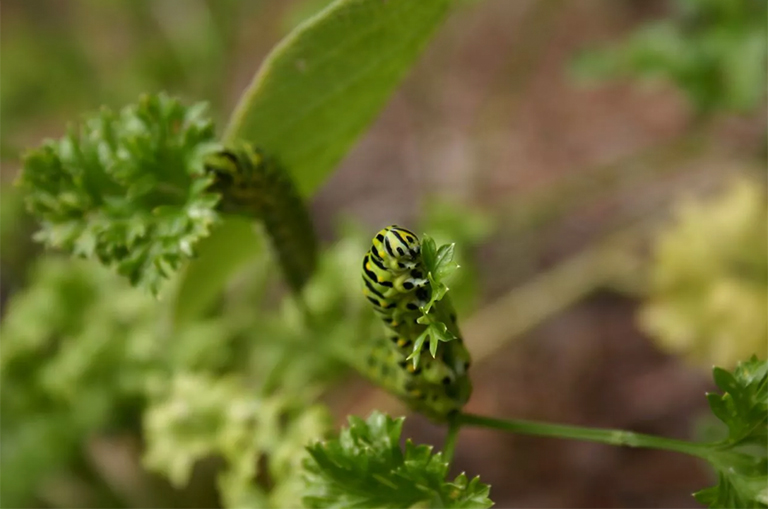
left=458, top=412, right=711, bottom=459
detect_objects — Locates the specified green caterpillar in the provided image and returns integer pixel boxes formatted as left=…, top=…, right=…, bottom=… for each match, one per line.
left=205, top=141, right=317, bottom=293
left=360, top=225, right=472, bottom=421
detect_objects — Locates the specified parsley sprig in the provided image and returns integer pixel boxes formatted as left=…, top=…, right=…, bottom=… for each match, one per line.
left=302, top=411, right=492, bottom=509
left=695, top=356, right=767, bottom=507
left=408, top=235, right=462, bottom=366
left=18, top=93, right=221, bottom=294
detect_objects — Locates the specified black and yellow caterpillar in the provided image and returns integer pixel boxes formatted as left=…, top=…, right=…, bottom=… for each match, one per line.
left=360, top=225, right=472, bottom=421
left=204, top=141, right=317, bottom=293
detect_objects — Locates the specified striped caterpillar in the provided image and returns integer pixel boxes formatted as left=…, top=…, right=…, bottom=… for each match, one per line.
left=205, top=141, right=317, bottom=293
left=360, top=225, right=472, bottom=421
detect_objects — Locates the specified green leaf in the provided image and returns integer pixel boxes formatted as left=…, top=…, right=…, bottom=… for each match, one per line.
left=172, top=216, right=264, bottom=324
left=421, top=236, right=439, bottom=274
left=17, top=93, right=222, bottom=295
left=434, top=243, right=459, bottom=280
left=408, top=321, right=457, bottom=367
left=420, top=235, right=459, bottom=312
left=224, top=0, right=455, bottom=196
left=708, top=356, right=768, bottom=447
left=695, top=356, right=768, bottom=508
left=302, top=411, right=493, bottom=508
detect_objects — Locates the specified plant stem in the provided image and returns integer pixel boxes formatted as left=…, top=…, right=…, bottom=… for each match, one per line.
left=442, top=415, right=462, bottom=465
left=458, top=412, right=711, bottom=459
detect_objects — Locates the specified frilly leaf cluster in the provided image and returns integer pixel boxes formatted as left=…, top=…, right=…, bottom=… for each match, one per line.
left=639, top=178, right=767, bottom=368
left=696, top=356, right=768, bottom=508
left=17, top=93, right=222, bottom=294
left=303, top=411, right=492, bottom=509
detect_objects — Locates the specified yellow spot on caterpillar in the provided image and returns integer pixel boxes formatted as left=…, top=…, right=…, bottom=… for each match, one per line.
left=407, top=364, right=417, bottom=373
left=378, top=250, right=385, bottom=258
left=366, top=262, right=372, bottom=271
left=391, top=321, right=399, bottom=327
left=410, top=389, right=422, bottom=397
left=397, top=338, right=407, bottom=347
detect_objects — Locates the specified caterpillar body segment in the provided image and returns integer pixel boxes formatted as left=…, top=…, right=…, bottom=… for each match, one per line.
left=360, top=225, right=472, bottom=421
left=204, top=141, right=317, bottom=293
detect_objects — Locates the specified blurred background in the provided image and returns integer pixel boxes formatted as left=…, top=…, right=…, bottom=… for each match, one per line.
left=1, top=0, right=766, bottom=508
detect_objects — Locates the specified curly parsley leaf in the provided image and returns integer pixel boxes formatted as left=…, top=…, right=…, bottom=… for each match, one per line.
left=420, top=235, right=459, bottom=310
left=302, top=411, right=492, bottom=509
left=708, top=357, right=768, bottom=447
left=406, top=235, right=461, bottom=367
left=18, top=93, right=222, bottom=294
left=695, top=356, right=768, bottom=508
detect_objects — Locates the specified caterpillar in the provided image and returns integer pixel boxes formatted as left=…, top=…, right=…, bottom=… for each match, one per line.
left=204, top=141, right=317, bottom=293
left=360, top=225, right=472, bottom=421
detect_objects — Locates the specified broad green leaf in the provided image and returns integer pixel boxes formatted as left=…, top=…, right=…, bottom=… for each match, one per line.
left=172, top=216, right=263, bottom=324
left=224, top=0, right=455, bottom=196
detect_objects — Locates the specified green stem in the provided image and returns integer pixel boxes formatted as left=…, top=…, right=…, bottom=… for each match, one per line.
left=442, top=415, right=461, bottom=465
left=458, top=412, right=711, bottom=459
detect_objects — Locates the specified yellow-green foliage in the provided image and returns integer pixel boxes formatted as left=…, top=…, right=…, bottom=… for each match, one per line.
left=143, top=373, right=331, bottom=509
left=640, top=177, right=767, bottom=367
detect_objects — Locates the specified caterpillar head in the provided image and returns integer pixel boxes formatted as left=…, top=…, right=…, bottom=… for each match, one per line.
left=204, top=149, right=240, bottom=192
left=204, top=143, right=271, bottom=212
left=371, top=226, right=421, bottom=272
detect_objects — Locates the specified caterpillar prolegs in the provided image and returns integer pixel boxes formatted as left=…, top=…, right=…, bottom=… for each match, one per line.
left=204, top=141, right=317, bottom=293
left=360, top=225, right=472, bottom=421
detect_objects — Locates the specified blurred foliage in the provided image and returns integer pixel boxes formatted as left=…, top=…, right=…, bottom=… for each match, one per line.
left=143, top=373, right=332, bottom=508
left=574, top=0, right=767, bottom=114
left=1, top=0, right=249, bottom=159
left=0, top=187, right=39, bottom=298
left=17, top=93, right=221, bottom=294
left=0, top=256, right=247, bottom=507
left=303, top=411, right=493, bottom=509
left=171, top=216, right=266, bottom=325
left=639, top=177, right=767, bottom=368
